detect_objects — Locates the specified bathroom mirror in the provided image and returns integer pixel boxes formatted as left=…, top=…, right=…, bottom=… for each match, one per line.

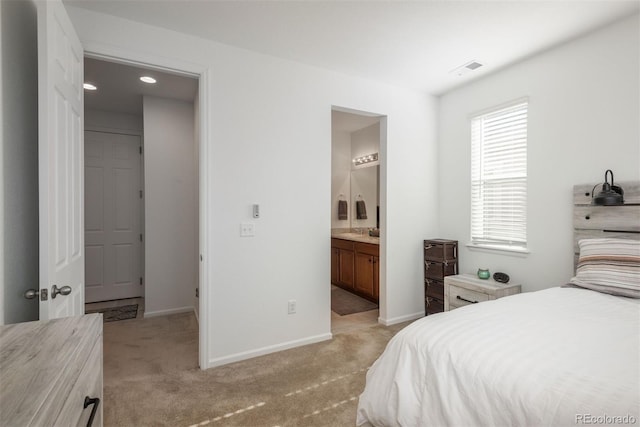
left=350, top=165, right=379, bottom=230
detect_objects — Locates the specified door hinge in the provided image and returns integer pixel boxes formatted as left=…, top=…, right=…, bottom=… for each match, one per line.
left=195, top=288, right=199, bottom=298
left=139, top=146, right=142, bottom=154
left=140, top=234, right=143, bottom=242
left=140, top=277, right=143, bottom=285
left=139, top=190, right=143, bottom=199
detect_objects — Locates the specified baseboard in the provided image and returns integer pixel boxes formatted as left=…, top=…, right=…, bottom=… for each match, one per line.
left=378, top=311, right=424, bottom=326
left=143, top=306, right=194, bottom=318
left=194, top=308, right=199, bottom=324
left=207, top=333, right=332, bottom=368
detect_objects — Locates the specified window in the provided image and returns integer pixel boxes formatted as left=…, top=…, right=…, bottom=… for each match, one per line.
left=470, top=100, right=528, bottom=251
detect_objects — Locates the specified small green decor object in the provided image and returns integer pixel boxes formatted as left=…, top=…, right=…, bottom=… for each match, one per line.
left=477, top=268, right=490, bottom=280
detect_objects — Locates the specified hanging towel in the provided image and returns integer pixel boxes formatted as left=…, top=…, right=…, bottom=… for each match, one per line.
left=338, top=200, right=348, bottom=220
left=356, top=200, right=367, bottom=220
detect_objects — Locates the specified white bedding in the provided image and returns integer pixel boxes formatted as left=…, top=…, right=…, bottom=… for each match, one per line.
left=357, top=287, right=640, bottom=426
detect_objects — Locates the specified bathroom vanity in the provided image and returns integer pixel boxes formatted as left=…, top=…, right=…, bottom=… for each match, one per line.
left=331, top=232, right=379, bottom=303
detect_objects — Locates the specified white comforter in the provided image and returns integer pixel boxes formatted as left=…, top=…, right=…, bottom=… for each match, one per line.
left=357, top=287, right=640, bottom=427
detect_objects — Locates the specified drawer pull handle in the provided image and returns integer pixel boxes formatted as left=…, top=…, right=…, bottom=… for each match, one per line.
left=84, top=396, right=100, bottom=427
left=456, top=295, right=478, bottom=304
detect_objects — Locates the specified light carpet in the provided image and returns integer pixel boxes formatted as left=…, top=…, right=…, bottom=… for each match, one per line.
left=103, top=312, right=410, bottom=426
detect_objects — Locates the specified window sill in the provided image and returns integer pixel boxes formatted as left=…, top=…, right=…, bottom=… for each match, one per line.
left=466, top=243, right=530, bottom=257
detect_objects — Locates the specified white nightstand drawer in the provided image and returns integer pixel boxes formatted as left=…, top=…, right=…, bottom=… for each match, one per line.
left=448, top=284, right=489, bottom=308
left=444, top=274, right=521, bottom=311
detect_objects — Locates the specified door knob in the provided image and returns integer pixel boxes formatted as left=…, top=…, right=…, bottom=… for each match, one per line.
left=51, top=285, right=72, bottom=299
left=24, top=288, right=48, bottom=301
left=24, top=289, right=39, bottom=299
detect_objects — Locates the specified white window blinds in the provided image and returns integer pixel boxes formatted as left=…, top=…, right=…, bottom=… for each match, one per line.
left=471, top=100, right=528, bottom=249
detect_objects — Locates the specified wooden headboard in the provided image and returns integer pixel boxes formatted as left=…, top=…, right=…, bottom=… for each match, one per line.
left=573, top=181, right=640, bottom=267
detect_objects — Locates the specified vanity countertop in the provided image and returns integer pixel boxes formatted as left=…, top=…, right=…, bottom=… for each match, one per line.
left=331, top=231, right=380, bottom=245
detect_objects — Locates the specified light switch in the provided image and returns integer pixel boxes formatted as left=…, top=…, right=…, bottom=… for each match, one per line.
left=240, top=222, right=255, bottom=237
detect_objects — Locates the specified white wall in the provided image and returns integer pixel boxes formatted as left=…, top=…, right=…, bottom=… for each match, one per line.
left=67, top=6, right=438, bottom=366
left=143, top=96, right=197, bottom=317
left=85, top=109, right=143, bottom=134
left=331, top=130, right=351, bottom=230
left=438, top=14, right=640, bottom=292
left=0, top=0, right=39, bottom=325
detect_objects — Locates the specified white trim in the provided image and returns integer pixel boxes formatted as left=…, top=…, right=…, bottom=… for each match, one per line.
left=82, top=41, right=210, bottom=370
left=378, top=311, right=424, bottom=326
left=466, top=242, right=531, bottom=257
left=144, top=305, right=194, bottom=318
left=207, top=333, right=333, bottom=368
left=198, top=70, right=210, bottom=370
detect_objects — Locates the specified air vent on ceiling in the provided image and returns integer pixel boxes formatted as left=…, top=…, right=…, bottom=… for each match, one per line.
left=450, top=60, right=484, bottom=77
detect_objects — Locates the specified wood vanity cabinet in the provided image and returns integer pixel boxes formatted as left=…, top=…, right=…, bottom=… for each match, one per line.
left=354, top=243, right=379, bottom=300
left=0, top=314, right=103, bottom=427
left=332, top=238, right=379, bottom=303
left=331, top=238, right=355, bottom=289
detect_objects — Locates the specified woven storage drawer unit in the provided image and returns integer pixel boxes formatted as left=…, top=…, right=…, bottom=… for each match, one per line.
left=424, top=239, right=458, bottom=315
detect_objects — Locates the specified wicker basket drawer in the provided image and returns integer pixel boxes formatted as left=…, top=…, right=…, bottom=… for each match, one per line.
left=425, top=278, right=444, bottom=300
left=424, top=260, right=457, bottom=280
left=425, top=297, right=444, bottom=315
left=424, top=239, right=457, bottom=262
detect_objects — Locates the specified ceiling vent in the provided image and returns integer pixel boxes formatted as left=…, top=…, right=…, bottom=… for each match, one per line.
left=450, top=60, right=484, bottom=77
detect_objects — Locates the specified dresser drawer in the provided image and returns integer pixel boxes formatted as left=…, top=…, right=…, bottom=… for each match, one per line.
left=55, top=336, right=103, bottom=427
left=448, top=285, right=489, bottom=308
left=423, top=239, right=457, bottom=262
left=424, top=260, right=457, bottom=280
left=425, top=278, right=444, bottom=300
left=425, top=297, right=444, bottom=315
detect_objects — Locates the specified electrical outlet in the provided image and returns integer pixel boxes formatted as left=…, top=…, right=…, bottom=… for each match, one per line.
left=288, top=300, right=296, bottom=314
left=240, top=222, right=255, bottom=237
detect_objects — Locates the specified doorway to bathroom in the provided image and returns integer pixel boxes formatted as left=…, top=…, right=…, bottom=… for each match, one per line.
left=330, top=107, right=386, bottom=334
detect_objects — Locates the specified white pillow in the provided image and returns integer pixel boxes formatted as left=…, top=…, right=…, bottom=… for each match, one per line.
left=569, top=238, right=640, bottom=298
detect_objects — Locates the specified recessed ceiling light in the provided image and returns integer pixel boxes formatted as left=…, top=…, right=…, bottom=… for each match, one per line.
left=83, top=83, right=97, bottom=91
left=140, top=76, right=157, bottom=84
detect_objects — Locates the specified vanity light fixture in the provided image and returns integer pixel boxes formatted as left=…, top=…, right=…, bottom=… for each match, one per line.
left=352, top=152, right=378, bottom=166
left=140, top=76, right=157, bottom=84
left=83, top=83, right=97, bottom=91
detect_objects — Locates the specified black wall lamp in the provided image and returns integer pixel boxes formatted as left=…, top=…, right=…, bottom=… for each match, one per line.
left=592, top=169, right=624, bottom=206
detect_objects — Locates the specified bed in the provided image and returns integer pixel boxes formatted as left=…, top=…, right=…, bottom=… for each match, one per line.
left=356, top=183, right=640, bottom=427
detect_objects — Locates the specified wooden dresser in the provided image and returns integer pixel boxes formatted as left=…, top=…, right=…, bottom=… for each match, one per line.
left=0, top=314, right=103, bottom=427
left=424, top=239, right=458, bottom=315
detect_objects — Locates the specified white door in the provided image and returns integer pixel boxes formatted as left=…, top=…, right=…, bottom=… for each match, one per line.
left=37, top=0, right=84, bottom=320
left=85, top=131, right=143, bottom=303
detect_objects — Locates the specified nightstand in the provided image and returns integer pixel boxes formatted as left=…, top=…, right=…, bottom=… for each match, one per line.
left=444, top=274, right=521, bottom=311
